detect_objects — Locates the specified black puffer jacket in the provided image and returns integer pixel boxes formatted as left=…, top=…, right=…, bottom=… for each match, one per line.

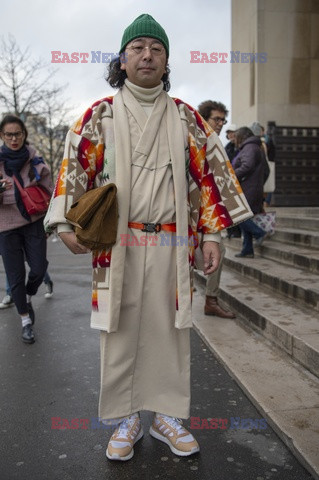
left=233, top=136, right=268, bottom=214
left=225, top=141, right=238, bottom=162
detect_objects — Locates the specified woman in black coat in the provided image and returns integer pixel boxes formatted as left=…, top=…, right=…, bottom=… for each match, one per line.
left=232, top=127, right=269, bottom=258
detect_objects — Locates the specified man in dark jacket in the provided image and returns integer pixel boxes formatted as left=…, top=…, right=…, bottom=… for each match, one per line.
left=225, top=124, right=241, bottom=239
left=225, top=124, right=238, bottom=163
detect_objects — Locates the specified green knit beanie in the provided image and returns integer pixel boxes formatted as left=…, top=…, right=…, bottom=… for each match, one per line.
left=120, top=14, right=169, bottom=56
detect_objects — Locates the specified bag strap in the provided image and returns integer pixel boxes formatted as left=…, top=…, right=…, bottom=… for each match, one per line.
left=12, top=174, right=49, bottom=198
left=12, top=175, right=25, bottom=194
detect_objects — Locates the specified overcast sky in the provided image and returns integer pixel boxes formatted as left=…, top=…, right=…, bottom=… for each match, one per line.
left=3, top=0, right=232, bottom=143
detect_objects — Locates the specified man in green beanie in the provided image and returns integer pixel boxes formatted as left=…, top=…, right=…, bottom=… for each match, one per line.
left=45, top=13, right=251, bottom=462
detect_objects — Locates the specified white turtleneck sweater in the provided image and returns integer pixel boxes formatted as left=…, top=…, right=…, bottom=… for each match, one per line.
left=124, top=79, right=163, bottom=117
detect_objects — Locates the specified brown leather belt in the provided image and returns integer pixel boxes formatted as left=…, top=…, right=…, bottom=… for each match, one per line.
left=128, top=222, right=176, bottom=233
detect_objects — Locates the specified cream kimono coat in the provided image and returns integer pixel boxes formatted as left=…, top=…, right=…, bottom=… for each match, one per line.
left=44, top=90, right=251, bottom=332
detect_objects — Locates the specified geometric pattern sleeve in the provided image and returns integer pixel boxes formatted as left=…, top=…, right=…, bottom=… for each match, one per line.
left=44, top=97, right=113, bottom=232
left=174, top=99, right=252, bottom=234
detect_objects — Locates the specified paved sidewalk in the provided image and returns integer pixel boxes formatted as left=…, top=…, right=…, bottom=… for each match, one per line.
left=0, top=240, right=315, bottom=480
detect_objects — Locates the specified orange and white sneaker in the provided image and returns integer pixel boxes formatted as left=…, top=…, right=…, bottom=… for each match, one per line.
left=149, top=413, right=200, bottom=456
left=106, top=413, right=143, bottom=461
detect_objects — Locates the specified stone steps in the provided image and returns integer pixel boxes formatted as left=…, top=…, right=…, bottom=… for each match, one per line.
left=272, top=208, right=319, bottom=247
left=272, top=227, right=319, bottom=249
left=276, top=215, right=319, bottom=232
left=224, top=245, right=319, bottom=312
left=195, top=266, right=319, bottom=378
left=259, top=240, right=319, bottom=274
left=272, top=207, right=319, bottom=217
left=192, top=288, right=319, bottom=480
left=228, top=236, right=319, bottom=273
left=195, top=207, right=319, bottom=379
left=193, top=207, right=319, bottom=477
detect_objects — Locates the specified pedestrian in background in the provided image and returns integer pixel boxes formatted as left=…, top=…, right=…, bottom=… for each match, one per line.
left=225, top=123, right=238, bottom=163
left=196, top=100, right=236, bottom=319
left=224, top=124, right=242, bottom=239
left=233, top=127, right=269, bottom=258
left=250, top=121, right=276, bottom=208
left=0, top=269, right=53, bottom=308
left=0, top=271, right=14, bottom=308
left=0, top=115, right=53, bottom=343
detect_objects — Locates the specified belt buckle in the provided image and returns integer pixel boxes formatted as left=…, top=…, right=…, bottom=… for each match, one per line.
left=142, top=223, right=161, bottom=233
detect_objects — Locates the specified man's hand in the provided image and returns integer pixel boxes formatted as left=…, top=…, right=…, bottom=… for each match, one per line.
left=59, top=232, right=90, bottom=255
left=202, top=241, right=221, bottom=275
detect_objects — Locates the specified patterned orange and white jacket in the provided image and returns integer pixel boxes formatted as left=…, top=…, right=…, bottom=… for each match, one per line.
left=44, top=94, right=252, bottom=332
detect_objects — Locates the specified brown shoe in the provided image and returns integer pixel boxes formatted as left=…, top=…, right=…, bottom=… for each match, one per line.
left=204, top=296, right=236, bottom=319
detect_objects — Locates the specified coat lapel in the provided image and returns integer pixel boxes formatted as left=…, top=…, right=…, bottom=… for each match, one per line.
left=106, top=89, right=132, bottom=331
left=166, top=96, right=192, bottom=328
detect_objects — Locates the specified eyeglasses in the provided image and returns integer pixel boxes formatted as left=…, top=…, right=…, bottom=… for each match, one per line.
left=209, top=117, right=227, bottom=125
left=3, top=131, right=24, bottom=139
left=127, top=41, right=165, bottom=56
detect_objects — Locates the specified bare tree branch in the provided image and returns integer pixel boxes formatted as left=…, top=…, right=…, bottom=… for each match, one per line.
left=0, top=34, right=62, bottom=117
left=0, top=34, right=74, bottom=179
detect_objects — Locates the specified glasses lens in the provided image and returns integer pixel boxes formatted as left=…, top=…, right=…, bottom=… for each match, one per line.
left=130, top=42, right=164, bottom=55
left=130, top=44, right=144, bottom=54
left=4, top=131, right=23, bottom=139
left=150, top=44, right=164, bottom=55
left=211, top=117, right=226, bottom=124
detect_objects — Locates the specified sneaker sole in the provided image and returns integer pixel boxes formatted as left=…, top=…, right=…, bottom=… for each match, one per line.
left=44, top=293, right=53, bottom=299
left=0, top=303, right=14, bottom=309
left=22, top=336, right=35, bottom=344
left=149, top=426, right=200, bottom=457
left=106, top=427, right=144, bottom=461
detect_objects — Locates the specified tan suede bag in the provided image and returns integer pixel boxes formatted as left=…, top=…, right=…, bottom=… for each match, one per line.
left=65, top=183, right=118, bottom=251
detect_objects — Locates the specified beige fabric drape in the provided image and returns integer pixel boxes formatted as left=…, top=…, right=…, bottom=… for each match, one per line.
left=99, top=85, right=190, bottom=421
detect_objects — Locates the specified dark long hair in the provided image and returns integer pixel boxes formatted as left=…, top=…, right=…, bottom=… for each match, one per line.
left=106, top=56, right=171, bottom=92
left=235, top=127, right=254, bottom=148
left=0, top=114, right=28, bottom=144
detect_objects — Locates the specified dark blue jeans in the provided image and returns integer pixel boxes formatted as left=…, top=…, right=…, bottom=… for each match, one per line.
left=0, top=218, right=48, bottom=314
left=6, top=270, right=51, bottom=295
left=238, top=219, right=265, bottom=255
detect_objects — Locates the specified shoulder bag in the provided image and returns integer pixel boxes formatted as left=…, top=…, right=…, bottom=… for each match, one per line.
left=13, top=175, right=51, bottom=216
left=252, top=211, right=276, bottom=235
